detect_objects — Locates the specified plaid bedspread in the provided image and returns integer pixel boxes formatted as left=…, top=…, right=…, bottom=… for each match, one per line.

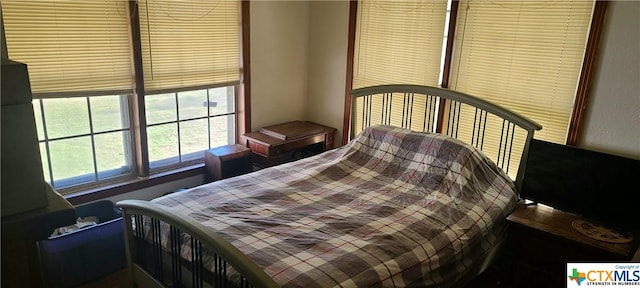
left=153, top=125, right=518, bottom=287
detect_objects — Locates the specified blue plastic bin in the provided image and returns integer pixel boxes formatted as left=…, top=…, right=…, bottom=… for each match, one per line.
left=38, top=200, right=126, bottom=287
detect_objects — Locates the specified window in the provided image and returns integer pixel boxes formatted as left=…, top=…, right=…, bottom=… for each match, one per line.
left=353, top=0, right=448, bottom=88
left=449, top=0, right=594, bottom=144
left=2, top=0, right=244, bottom=193
left=3, top=1, right=135, bottom=190
left=351, top=0, right=450, bottom=133
left=137, top=0, right=240, bottom=173
left=32, top=96, right=132, bottom=188
left=349, top=0, right=599, bottom=177
left=448, top=0, right=595, bottom=176
left=146, top=87, right=236, bottom=169
left=138, top=0, right=240, bottom=92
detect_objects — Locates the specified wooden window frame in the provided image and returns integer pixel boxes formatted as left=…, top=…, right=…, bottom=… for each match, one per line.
left=567, top=1, right=608, bottom=146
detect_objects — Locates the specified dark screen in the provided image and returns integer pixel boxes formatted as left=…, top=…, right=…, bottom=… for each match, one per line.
left=520, top=139, right=640, bottom=232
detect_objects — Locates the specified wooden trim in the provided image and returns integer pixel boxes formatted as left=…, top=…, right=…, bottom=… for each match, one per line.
left=238, top=0, right=252, bottom=140
left=440, top=0, right=459, bottom=90
left=66, top=165, right=205, bottom=205
left=128, top=1, right=150, bottom=177
left=436, top=0, right=459, bottom=134
left=341, top=0, right=358, bottom=145
left=566, top=1, right=608, bottom=146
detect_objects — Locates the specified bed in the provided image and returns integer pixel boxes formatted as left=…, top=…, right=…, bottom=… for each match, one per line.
left=117, top=84, right=542, bottom=287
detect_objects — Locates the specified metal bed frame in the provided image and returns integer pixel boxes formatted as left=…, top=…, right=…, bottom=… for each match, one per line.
left=349, top=84, right=542, bottom=193
left=117, top=84, right=541, bottom=288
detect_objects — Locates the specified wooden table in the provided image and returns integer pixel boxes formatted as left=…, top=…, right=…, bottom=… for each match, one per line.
left=243, top=121, right=337, bottom=168
left=504, top=204, right=639, bottom=287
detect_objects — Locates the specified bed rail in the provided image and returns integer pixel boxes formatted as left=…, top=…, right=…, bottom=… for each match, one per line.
left=350, top=84, right=542, bottom=192
left=117, top=199, right=280, bottom=288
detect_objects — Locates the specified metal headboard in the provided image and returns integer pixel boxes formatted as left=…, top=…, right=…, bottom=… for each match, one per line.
left=349, top=84, right=542, bottom=193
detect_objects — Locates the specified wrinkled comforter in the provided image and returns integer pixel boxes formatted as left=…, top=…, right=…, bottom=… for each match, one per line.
left=153, top=125, right=518, bottom=287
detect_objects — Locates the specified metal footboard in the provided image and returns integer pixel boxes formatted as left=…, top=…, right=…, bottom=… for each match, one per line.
left=117, top=200, right=280, bottom=288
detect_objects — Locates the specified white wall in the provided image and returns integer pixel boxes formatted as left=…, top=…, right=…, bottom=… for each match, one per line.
left=250, top=1, right=309, bottom=131
left=579, top=1, right=640, bottom=159
left=307, top=1, right=350, bottom=146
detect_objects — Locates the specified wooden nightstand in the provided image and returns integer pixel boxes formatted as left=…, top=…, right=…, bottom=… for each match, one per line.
left=204, top=144, right=253, bottom=182
left=505, top=205, right=639, bottom=288
left=243, top=121, right=337, bottom=168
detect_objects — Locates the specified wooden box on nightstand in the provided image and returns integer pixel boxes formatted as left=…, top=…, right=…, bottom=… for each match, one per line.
left=204, top=144, right=253, bottom=182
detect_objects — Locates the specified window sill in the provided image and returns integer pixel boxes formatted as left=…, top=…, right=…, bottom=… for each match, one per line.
left=64, top=164, right=205, bottom=205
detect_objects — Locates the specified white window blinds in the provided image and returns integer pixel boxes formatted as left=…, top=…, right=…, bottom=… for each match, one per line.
left=353, top=0, right=448, bottom=88
left=449, top=0, right=594, bottom=144
left=138, top=0, right=240, bottom=93
left=2, top=1, right=134, bottom=98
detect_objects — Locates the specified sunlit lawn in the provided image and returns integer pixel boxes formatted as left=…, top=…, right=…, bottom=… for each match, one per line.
left=34, top=88, right=234, bottom=184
